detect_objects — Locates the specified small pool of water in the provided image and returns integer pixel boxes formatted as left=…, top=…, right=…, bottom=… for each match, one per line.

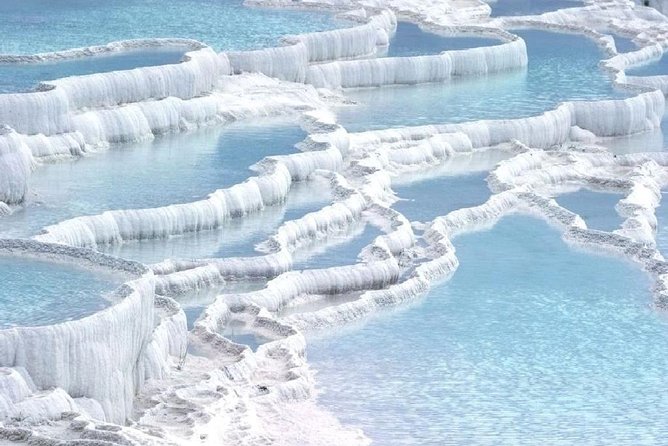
left=392, top=171, right=491, bottom=223
left=0, top=119, right=306, bottom=239
left=627, top=52, right=668, bottom=77
left=488, top=0, right=582, bottom=17
left=308, top=215, right=664, bottom=445
left=0, top=0, right=343, bottom=54
left=553, top=188, right=625, bottom=232
left=292, top=222, right=383, bottom=270
left=338, top=29, right=626, bottom=131
left=0, top=47, right=185, bottom=93
left=386, top=22, right=501, bottom=57
left=0, top=254, right=122, bottom=328
left=175, top=280, right=268, bottom=329
left=613, top=35, right=638, bottom=54
left=223, top=319, right=273, bottom=350
left=99, top=180, right=333, bottom=264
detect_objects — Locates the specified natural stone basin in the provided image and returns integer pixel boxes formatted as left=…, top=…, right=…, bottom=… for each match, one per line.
left=0, top=47, right=186, bottom=94
left=0, top=245, right=129, bottom=329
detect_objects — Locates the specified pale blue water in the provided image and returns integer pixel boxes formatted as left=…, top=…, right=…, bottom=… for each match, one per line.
left=223, top=318, right=273, bottom=350
left=0, top=0, right=342, bottom=54
left=0, top=48, right=185, bottom=94
left=393, top=172, right=491, bottom=222
left=613, top=35, right=638, bottom=54
left=308, top=215, right=665, bottom=445
left=0, top=255, right=121, bottom=328
left=488, top=0, right=582, bottom=17
left=175, top=280, right=267, bottom=329
left=554, top=189, right=625, bottom=232
left=99, top=180, right=333, bottom=264
left=224, top=332, right=271, bottom=351
left=603, top=113, right=668, bottom=154
left=0, top=119, right=305, bottom=239
left=627, top=52, right=668, bottom=77
left=338, top=30, right=626, bottom=131
left=387, top=22, right=501, bottom=57
left=292, top=222, right=383, bottom=270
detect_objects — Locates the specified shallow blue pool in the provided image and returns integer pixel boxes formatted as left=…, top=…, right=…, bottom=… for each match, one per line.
left=177, top=280, right=268, bottom=329
left=0, top=47, right=185, bottom=93
left=0, top=0, right=342, bottom=54
left=386, top=22, right=501, bottom=57
left=488, top=0, right=582, bottom=17
left=554, top=188, right=625, bottom=232
left=338, top=29, right=626, bottom=131
left=308, top=215, right=665, bottom=445
left=656, top=192, right=668, bottom=257
left=613, top=35, right=638, bottom=54
left=392, top=171, right=491, bottom=223
left=98, top=180, right=333, bottom=264
left=0, top=119, right=305, bottom=239
left=292, top=222, right=383, bottom=270
left=0, top=255, right=121, bottom=328
left=627, top=53, right=668, bottom=77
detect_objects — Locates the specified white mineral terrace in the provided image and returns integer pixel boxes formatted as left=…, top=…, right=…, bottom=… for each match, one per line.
left=2, top=0, right=668, bottom=444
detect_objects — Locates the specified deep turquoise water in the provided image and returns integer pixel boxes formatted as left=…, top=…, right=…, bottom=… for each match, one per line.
left=0, top=47, right=185, bottom=94
left=0, top=0, right=342, bottom=54
left=0, top=255, right=121, bottom=328
left=0, top=119, right=305, bottom=239
left=627, top=53, right=668, bottom=77
left=488, top=0, right=582, bottom=17
left=338, top=29, right=626, bottom=131
left=387, top=22, right=501, bottom=57
left=308, top=215, right=665, bottom=445
left=554, top=188, right=625, bottom=232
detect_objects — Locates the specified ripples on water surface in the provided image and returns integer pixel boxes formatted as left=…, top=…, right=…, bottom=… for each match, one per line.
left=0, top=0, right=342, bottom=54
left=0, top=255, right=122, bottom=328
left=308, top=215, right=667, bottom=445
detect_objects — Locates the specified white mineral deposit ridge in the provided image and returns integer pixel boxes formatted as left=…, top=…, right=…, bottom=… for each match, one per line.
left=2, top=0, right=668, bottom=444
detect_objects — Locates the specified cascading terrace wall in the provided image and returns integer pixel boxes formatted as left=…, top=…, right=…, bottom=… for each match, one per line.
left=0, top=240, right=187, bottom=424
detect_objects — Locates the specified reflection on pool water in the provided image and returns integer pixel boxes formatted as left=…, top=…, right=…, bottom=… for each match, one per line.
left=308, top=215, right=665, bottom=445
left=0, top=255, right=122, bottom=329
left=0, top=119, right=306, bottom=239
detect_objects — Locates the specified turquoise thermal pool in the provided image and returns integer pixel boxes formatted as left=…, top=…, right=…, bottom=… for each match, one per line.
left=307, top=216, right=664, bottom=445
